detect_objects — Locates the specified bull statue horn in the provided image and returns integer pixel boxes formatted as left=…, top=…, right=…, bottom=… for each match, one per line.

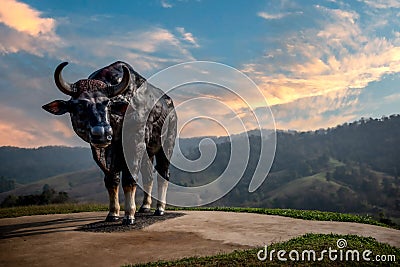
left=107, top=65, right=131, bottom=97
left=54, top=62, right=75, bottom=96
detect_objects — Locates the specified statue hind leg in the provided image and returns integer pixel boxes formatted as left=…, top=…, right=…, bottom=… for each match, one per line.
left=154, top=150, right=170, bottom=216
left=154, top=111, right=177, bottom=216
left=138, top=155, right=154, bottom=213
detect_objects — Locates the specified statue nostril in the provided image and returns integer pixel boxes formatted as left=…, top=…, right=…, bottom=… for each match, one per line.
left=104, top=126, right=113, bottom=135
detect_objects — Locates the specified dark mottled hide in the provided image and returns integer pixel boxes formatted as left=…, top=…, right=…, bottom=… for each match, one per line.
left=72, top=79, right=108, bottom=93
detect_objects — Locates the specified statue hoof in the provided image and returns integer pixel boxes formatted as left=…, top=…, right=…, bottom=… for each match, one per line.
left=105, top=215, right=120, bottom=222
left=122, top=218, right=135, bottom=225
left=138, top=207, right=152, bottom=213
left=154, top=209, right=165, bottom=216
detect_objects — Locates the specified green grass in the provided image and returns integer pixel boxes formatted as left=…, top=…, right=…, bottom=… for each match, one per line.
left=0, top=204, right=389, bottom=228
left=0, top=203, right=108, bottom=218
left=128, top=233, right=399, bottom=266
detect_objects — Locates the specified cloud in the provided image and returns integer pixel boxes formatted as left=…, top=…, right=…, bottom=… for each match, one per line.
left=52, top=120, right=74, bottom=138
left=94, top=27, right=196, bottom=72
left=0, top=0, right=56, bottom=36
left=257, top=11, right=302, bottom=20
left=123, top=28, right=179, bottom=53
left=31, top=23, right=197, bottom=73
left=258, top=11, right=288, bottom=20
left=0, top=26, right=62, bottom=56
left=161, top=0, right=173, bottom=8
left=0, top=0, right=61, bottom=56
left=242, top=4, right=400, bottom=131
left=360, top=0, right=400, bottom=9
left=275, top=112, right=358, bottom=131
left=383, top=92, right=400, bottom=103
left=0, top=2, right=194, bottom=70
left=0, top=105, right=84, bottom=148
left=0, top=1, right=196, bottom=71
left=244, top=5, right=400, bottom=108
left=270, top=89, right=360, bottom=130
left=176, top=27, right=200, bottom=48
left=222, top=87, right=361, bottom=132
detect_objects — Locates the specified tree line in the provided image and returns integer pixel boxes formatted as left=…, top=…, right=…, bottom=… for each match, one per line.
left=1, top=184, right=69, bottom=208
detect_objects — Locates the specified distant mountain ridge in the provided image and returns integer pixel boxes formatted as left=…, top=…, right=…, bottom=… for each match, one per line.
left=0, top=115, right=399, bottom=221
left=0, top=129, right=273, bottom=185
left=0, top=146, right=95, bottom=184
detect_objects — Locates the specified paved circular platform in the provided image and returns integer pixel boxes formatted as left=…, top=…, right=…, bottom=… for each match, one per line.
left=0, top=211, right=399, bottom=266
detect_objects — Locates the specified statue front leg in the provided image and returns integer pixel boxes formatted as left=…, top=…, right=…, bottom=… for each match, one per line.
left=121, top=139, right=146, bottom=225
left=92, top=145, right=121, bottom=222
left=122, top=168, right=137, bottom=225
left=121, top=138, right=145, bottom=225
left=104, top=173, right=121, bottom=222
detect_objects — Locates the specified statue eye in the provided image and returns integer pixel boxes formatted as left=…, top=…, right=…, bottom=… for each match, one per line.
left=76, top=101, right=89, bottom=110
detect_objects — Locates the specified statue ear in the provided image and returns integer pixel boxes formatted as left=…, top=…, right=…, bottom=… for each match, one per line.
left=42, top=100, right=70, bottom=115
left=110, top=101, right=129, bottom=116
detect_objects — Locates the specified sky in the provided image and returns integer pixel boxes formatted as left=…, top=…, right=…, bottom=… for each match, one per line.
left=0, top=0, right=399, bottom=147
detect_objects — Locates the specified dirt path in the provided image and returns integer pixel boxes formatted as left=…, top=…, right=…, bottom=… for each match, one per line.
left=0, top=211, right=399, bottom=267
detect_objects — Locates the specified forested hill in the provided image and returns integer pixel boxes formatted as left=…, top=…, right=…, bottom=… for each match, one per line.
left=0, top=146, right=95, bottom=184
left=172, top=114, right=400, bottom=220
left=272, top=114, right=400, bottom=176
left=173, top=114, right=400, bottom=184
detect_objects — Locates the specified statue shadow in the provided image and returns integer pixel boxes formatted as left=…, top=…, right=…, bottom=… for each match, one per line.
left=0, top=215, right=104, bottom=239
left=0, top=212, right=184, bottom=239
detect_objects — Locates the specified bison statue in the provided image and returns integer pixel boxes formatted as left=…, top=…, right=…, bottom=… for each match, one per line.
left=43, top=61, right=177, bottom=225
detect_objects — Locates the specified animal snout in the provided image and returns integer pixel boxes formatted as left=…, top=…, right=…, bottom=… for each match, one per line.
left=91, top=126, right=104, bottom=136
left=90, top=126, right=113, bottom=140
